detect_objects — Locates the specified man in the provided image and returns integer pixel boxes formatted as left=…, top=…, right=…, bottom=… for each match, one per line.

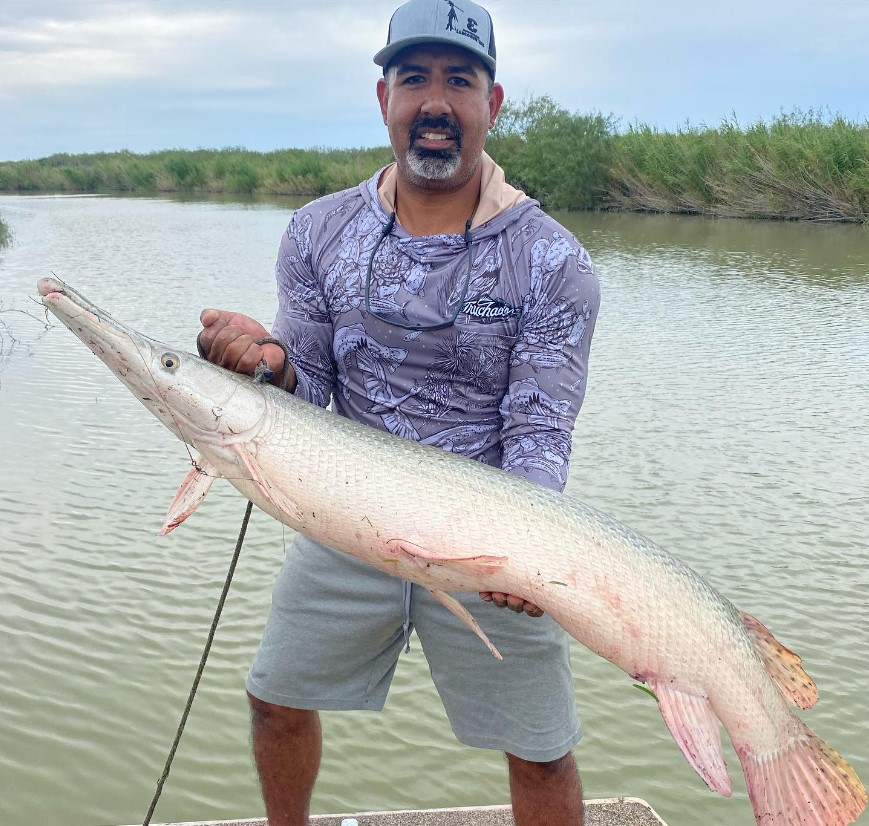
left=197, top=1, right=600, bottom=823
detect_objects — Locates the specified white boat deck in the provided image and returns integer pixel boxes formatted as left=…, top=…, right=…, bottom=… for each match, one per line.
left=141, top=797, right=667, bottom=826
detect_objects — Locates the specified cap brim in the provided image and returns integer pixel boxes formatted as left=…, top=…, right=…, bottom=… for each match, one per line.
left=373, top=36, right=496, bottom=73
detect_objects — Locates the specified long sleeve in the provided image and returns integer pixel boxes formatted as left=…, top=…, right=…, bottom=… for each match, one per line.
left=271, top=211, right=336, bottom=409
left=499, top=234, right=600, bottom=491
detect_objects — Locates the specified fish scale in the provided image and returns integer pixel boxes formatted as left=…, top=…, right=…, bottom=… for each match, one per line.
left=37, top=276, right=866, bottom=826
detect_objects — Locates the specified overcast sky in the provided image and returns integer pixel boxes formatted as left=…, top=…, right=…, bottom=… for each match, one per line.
left=1, top=0, right=866, bottom=161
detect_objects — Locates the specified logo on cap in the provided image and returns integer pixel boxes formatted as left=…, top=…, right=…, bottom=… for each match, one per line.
left=443, top=0, right=485, bottom=49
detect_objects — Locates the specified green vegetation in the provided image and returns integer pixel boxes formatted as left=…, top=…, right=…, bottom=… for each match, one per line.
left=1, top=101, right=867, bottom=222
left=0, top=215, right=10, bottom=250
left=608, top=111, right=869, bottom=222
left=487, top=96, right=615, bottom=211
left=0, top=146, right=394, bottom=198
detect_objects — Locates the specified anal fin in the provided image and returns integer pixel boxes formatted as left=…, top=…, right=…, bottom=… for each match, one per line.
left=428, top=589, right=502, bottom=661
left=648, top=677, right=732, bottom=797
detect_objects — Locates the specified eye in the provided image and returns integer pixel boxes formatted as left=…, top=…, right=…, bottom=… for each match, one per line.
left=160, top=352, right=181, bottom=371
left=449, top=76, right=471, bottom=87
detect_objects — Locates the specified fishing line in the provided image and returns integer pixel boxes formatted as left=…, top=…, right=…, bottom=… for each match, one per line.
left=141, top=498, right=252, bottom=826
left=142, top=337, right=291, bottom=826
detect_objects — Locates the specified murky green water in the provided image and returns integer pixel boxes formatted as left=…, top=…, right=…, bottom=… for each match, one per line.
left=0, top=194, right=866, bottom=826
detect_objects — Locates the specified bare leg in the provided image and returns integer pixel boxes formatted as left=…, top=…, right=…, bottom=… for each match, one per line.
left=507, top=751, right=584, bottom=826
left=249, top=692, right=321, bottom=826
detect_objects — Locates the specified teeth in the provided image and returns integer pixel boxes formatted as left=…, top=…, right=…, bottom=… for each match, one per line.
left=420, top=133, right=450, bottom=141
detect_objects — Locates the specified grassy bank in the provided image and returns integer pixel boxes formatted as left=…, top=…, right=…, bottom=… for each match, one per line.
left=607, top=112, right=869, bottom=222
left=1, top=100, right=866, bottom=222
left=0, top=146, right=395, bottom=198
left=486, top=99, right=868, bottom=222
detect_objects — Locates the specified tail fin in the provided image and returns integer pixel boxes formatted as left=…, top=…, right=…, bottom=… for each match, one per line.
left=740, top=717, right=866, bottom=825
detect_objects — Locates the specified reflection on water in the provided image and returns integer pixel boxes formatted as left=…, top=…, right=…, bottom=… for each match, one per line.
left=0, top=193, right=867, bottom=826
left=557, top=210, right=869, bottom=289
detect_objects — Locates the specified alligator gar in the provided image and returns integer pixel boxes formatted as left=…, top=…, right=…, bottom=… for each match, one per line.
left=37, top=277, right=866, bottom=825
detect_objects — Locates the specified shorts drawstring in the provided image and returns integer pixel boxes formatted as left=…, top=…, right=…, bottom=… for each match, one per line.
left=402, top=580, right=413, bottom=653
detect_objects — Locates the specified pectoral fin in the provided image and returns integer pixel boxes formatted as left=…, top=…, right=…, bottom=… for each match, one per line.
left=231, top=443, right=303, bottom=524
left=649, top=677, right=732, bottom=796
left=428, top=589, right=502, bottom=661
left=159, top=457, right=221, bottom=535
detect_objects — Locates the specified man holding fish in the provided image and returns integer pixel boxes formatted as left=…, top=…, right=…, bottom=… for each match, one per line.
left=197, top=1, right=600, bottom=823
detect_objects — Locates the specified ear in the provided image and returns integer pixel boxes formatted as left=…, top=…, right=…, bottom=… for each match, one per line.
left=376, top=77, right=389, bottom=125
left=488, top=82, right=505, bottom=130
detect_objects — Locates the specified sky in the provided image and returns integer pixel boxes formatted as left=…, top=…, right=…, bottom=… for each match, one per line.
left=0, top=0, right=867, bottom=162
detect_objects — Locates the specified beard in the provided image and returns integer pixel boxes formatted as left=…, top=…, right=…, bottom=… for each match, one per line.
left=404, top=116, right=463, bottom=182
left=406, top=147, right=461, bottom=181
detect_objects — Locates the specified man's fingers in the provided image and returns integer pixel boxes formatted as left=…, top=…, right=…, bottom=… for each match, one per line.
left=504, top=595, right=521, bottom=611
left=481, top=591, right=544, bottom=617
left=218, top=333, right=262, bottom=374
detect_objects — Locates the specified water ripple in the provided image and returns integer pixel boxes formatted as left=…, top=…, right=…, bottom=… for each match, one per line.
left=1, top=196, right=867, bottom=826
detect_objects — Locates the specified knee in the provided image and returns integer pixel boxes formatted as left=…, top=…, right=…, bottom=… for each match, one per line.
left=506, top=750, right=578, bottom=781
left=247, top=691, right=318, bottom=736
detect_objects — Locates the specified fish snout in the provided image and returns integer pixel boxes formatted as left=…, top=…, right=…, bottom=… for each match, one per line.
left=37, top=277, right=68, bottom=299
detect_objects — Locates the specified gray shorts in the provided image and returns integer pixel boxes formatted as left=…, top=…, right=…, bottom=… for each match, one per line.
left=246, top=535, right=582, bottom=762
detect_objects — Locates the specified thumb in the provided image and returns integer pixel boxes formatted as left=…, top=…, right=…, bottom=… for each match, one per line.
left=200, top=308, right=221, bottom=327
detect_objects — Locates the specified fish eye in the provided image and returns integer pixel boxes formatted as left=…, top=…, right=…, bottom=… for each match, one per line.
left=160, top=352, right=181, bottom=371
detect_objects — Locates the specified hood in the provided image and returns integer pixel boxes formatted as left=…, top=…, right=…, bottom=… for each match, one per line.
left=358, top=156, right=542, bottom=264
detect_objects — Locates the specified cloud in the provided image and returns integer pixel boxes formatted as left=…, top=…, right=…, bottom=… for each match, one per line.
left=0, top=10, right=235, bottom=97
left=0, top=0, right=865, bottom=160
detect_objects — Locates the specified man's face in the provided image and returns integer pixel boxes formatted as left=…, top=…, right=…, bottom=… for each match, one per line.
left=376, top=44, right=504, bottom=192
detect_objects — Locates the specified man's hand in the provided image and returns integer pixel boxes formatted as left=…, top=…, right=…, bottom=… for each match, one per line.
left=480, top=591, right=544, bottom=618
left=197, top=309, right=295, bottom=390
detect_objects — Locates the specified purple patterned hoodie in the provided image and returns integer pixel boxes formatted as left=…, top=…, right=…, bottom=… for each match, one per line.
left=272, top=166, right=601, bottom=492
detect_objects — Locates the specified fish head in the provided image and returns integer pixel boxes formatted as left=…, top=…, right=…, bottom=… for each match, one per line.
left=38, top=277, right=268, bottom=448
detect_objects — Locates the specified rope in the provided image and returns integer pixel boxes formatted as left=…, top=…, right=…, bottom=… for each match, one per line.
left=142, top=340, right=289, bottom=825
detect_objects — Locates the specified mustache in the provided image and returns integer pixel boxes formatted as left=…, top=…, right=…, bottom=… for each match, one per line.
left=409, top=116, right=462, bottom=147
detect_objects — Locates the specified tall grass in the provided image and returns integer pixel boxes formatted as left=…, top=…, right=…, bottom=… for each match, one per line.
left=0, top=215, right=10, bottom=250
left=1, top=103, right=866, bottom=222
left=608, top=111, right=869, bottom=222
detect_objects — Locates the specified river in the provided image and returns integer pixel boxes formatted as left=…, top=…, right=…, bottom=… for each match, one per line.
left=0, top=193, right=866, bottom=826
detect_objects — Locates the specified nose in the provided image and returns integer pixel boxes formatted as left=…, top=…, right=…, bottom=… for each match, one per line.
left=419, top=83, right=452, bottom=119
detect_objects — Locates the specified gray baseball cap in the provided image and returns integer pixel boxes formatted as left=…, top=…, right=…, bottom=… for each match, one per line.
left=374, top=0, right=496, bottom=76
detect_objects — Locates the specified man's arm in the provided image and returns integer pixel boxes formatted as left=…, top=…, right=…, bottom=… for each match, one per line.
left=482, top=235, right=601, bottom=616
left=500, top=237, right=600, bottom=491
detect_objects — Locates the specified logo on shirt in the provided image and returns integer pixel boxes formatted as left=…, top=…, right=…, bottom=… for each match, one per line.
left=461, top=294, right=523, bottom=323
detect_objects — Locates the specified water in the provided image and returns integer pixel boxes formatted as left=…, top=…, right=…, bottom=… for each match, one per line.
left=0, top=194, right=867, bottom=826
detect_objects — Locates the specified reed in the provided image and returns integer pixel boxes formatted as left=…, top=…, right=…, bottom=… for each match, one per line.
left=0, top=215, right=10, bottom=250
left=608, top=111, right=869, bottom=222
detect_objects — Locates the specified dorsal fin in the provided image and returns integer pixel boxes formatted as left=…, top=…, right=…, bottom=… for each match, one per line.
left=739, top=611, right=818, bottom=709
